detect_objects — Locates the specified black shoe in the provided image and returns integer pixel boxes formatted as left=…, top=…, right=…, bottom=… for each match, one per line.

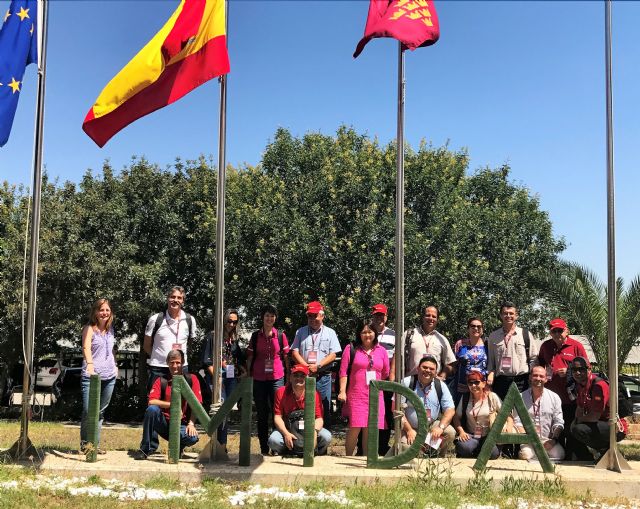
left=133, top=449, right=149, bottom=460
left=261, top=447, right=270, bottom=456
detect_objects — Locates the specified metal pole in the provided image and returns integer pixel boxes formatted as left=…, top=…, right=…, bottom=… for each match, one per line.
left=10, top=0, right=49, bottom=460
left=393, top=42, right=405, bottom=456
left=596, top=0, right=630, bottom=473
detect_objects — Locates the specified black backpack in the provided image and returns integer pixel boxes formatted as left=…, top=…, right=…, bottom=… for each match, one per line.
left=592, top=373, right=633, bottom=418
left=285, top=409, right=305, bottom=456
left=249, top=329, right=285, bottom=376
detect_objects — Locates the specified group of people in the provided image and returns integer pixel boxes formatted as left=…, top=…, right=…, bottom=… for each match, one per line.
left=78, top=288, right=627, bottom=463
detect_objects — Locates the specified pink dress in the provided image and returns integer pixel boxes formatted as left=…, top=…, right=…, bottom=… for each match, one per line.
left=339, top=343, right=390, bottom=428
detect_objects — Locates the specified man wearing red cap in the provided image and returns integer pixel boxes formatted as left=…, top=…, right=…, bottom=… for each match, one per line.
left=267, top=364, right=332, bottom=455
left=537, top=317, right=588, bottom=458
left=291, top=301, right=342, bottom=424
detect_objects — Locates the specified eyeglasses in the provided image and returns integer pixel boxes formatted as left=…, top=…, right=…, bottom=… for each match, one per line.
left=550, top=328, right=564, bottom=334
left=469, top=325, right=483, bottom=330
left=227, top=319, right=238, bottom=325
left=468, top=380, right=482, bottom=386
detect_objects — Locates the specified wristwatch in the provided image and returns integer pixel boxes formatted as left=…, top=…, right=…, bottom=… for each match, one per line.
left=438, top=423, right=446, bottom=430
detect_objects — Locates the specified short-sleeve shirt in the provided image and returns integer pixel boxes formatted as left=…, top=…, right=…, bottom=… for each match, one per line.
left=577, top=374, right=610, bottom=421
left=247, top=327, right=290, bottom=381
left=453, top=339, right=488, bottom=392
left=148, top=374, right=202, bottom=423
left=145, top=311, right=197, bottom=368
left=377, top=327, right=397, bottom=359
left=537, top=336, right=588, bottom=404
left=403, top=376, right=455, bottom=430
left=404, top=328, right=455, bottom=376
left=487, top=326, right=539, bottom=377
left=273, top=384, right=323, bottom=420
left=291, top=325, right=342, bottom=367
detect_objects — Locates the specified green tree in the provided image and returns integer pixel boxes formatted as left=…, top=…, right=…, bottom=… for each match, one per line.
left=542, top=261, right=640, bottom=373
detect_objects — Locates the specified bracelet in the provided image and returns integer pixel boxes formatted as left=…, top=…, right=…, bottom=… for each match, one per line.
left=86, top=362, right=93, bottom=365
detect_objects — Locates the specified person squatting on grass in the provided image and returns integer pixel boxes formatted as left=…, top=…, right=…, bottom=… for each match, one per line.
left=136, top=349, right=201, bottom=460
left=80, top=298, right=118, bottom=455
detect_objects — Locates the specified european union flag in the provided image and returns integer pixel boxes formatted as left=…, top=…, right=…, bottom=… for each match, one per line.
left=0, top=0, right=37, bottom=147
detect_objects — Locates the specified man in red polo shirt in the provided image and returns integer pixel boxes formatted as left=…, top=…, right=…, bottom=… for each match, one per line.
left=569, top=357, right=627, bottom=461
left=537, top=317, right=588, bottom=458
left=267, top=364, right=332, bottom=456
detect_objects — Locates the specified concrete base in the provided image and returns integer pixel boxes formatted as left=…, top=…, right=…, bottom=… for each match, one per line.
left=6, top=450, right=640, bottom=500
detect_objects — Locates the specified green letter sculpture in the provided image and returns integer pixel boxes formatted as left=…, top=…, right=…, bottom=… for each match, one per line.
left=303, top=376, right=316, bottom=467
left=473, top=383, right=554, bottom=473
left=366, top=380, right=429, bottom=469
left=85, top=374, right=101, bottom=463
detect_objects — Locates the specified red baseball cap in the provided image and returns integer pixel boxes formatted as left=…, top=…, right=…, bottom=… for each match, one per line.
left=306, top=301, right=324, bottom=314
left=549, top=318, right=567, bottom=330
left=371, top=303, right=388, bottom=315
left=291, top=364, right=310, bottom=376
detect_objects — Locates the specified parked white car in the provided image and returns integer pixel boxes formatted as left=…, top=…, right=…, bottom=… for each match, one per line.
left=36, top=357, right=61, bottom=388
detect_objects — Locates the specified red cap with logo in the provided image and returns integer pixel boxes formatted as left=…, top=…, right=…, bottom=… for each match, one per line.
left=291, top=364, right=310, bottom=376
left=371, top=303, right=388, bottom=315
left=306, top=301, right=324, bottom=314
left=549, top=318, right=567, bottom=330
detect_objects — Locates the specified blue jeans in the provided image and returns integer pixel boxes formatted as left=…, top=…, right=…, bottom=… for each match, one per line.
left=216, top=375, right=238, bottom=445
left=139, top=405, right=199, bottom=455
left=268, top=427, right=332, bottom=455
left=455, top=436, right=500, bottom=460
left=253, top=378, right=284, bottom=453
left=315, top=374, right=332, bottom=427
left=80, top=376, right=116, bottom=449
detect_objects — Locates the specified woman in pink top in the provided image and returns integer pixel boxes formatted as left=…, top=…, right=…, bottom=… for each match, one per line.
left=338, top=320, right=390, bottom=456
left=246, top=304, right=290, bottom=455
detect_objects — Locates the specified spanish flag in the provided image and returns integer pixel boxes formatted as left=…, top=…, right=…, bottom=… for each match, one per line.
left=82, top=0, right=229, bottom=147
left=353, top=0, right=440, bottom=58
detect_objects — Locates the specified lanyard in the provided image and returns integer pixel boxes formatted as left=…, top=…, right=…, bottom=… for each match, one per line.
left=264, top=328, right=274, bottom=360
left=420, top=382, right=432, bottom=407
left=310, top=326, right=322, bottom=351
left=224, top=339, right=233, bottom=363
left=420, top=328, right=432, bottom=353
left=165, top=312, right=180, bottom=340
left=359, top=347, right=374, bottom=369
left=471, top=395, right=486, bottom=421
left=532, top=396, right=541, bottom=423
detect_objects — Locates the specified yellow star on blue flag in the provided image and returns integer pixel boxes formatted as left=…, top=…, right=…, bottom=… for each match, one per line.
left=0, top=0, right=37, bottom=147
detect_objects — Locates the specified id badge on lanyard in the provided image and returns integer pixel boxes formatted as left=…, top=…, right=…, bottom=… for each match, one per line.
left=226, top=364, right=235, bottom=378
left=365, top=370, right=376, bottom=385
left=264, top=358, right=274, bottom=374
left=307, top=351, right=318, bottom=364
left=501, top=356, right=512, bottom=370
left=473, top=424, right=483, bottom=439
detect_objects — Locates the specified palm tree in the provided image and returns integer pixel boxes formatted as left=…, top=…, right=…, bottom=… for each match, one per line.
left=542, top=261, right=640, bottom=374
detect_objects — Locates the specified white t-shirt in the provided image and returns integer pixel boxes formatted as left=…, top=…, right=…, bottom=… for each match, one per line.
left=145, top=311, right=197, bottom=367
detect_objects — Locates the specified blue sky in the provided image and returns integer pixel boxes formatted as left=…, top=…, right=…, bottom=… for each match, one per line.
left=1, top=0, right=639, bottom=284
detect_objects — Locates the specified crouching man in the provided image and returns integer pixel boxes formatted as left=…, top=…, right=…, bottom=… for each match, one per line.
left=136, top=349, right=201, bottom=459
left=513, top=366, right=565, bottom=461
left=268, top=364, right=332, bottom=456
left=400, top=355, right=456, bottom=456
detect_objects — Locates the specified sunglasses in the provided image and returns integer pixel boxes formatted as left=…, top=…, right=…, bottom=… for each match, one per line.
left=469, top=325, right=483, bottom=330
left=227, top=319, right=238, bottom=325
left=468, top=380, right=482, bottom=386
left=572, top=367, right=587, bottom=373
left=550, top=328, right=564, bottom=334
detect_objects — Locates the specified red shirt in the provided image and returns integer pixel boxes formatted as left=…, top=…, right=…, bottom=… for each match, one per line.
left=273, top=384, right=323, bottom=420
left=538, top=336, right=588, bottom=404
left=576, top=373, right=609, bottom=421
left=247, top=327, right=290, bottom=381
left=149, top=374, right=202, bottom=423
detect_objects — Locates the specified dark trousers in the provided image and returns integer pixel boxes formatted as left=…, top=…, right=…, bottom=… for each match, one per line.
left=139, top=405, right=198, bottom=455
left=570, top=420, right=625, bottom=461
left=455, top=436, right=500, bottom=460
left=493, top=373, right=529, bottom=401
left=561, top=402, right=578, bottom=459
left=253, top=378, right=284, bottom=453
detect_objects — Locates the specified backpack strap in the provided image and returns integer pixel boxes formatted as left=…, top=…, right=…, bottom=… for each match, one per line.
left=410, top=374, right=418, bottom=391
left=461, top=391, right=470, bottom=431
left=345, top=343, right=357, bottom=389
left=185, top=313, right=194, bottom=340
left=150, top=313, right=165, bottom=350
left=434, top=378, right=443, bottom=405
left=159, top=376, right=168, bottom=402
left=522, top=327, right=532, bottom=364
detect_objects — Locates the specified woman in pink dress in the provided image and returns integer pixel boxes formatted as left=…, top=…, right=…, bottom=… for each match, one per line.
left=338, top=320, right=390, bottom=456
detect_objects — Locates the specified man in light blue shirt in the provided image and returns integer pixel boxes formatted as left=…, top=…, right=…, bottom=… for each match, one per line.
left=291, top=301, right=342, bottom=425
left=401, top=355, right=456, bottom=456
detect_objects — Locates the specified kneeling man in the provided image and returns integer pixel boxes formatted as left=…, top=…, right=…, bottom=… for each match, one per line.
left=268, top=364, right=332, bottom=456
left=137, top=349, right=201, bottom=459
left=513, top=365, right=565, bottom=461
left=401, top=355, right=456, bottom=456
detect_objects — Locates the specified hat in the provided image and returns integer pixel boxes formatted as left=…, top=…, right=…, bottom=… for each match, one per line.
left=549, top=318, right=567, bottom=330
left=291, top=364, right=310, bottom=376
left=467, top=370, right=486, bottom=383
left=306, top=301, right=324, bottom=314
left=371, top=303, right=388, bottom=315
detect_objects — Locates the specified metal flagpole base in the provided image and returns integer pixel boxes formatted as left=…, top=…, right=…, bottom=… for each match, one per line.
left=6, top=436, right=41, bottom=462
left=595, top=445, right=632, bottom=472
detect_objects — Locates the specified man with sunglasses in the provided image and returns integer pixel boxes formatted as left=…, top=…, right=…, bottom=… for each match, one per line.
left=569, top=357, right=627, bottom=461
left=268, top=364, right=332, bottom=456
left=537, top=318, right=588, bottom=458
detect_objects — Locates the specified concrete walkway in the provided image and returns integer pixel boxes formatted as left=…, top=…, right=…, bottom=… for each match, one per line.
left=11, top=449, right=640, bottom=500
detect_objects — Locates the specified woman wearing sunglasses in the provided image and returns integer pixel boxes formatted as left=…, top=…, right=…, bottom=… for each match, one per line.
left=452, top=318, right=488, bottom=406
left=452, top=371, right=513, bottom=459
left=338, top=319, right=390, bottom=456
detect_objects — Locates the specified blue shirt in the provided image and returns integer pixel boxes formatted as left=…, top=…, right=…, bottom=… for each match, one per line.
left=403, top=376, right=454, bottom=430
left=291, top=325, right=341, bottom=368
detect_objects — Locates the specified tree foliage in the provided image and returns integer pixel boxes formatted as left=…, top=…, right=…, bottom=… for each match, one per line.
left=0, top=127, right=566, bottom=366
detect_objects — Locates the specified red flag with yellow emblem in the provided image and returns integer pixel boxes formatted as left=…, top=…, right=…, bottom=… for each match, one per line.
left=353, top=0, right=440, bottom=58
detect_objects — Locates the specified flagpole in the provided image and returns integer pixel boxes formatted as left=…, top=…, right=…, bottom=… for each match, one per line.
left=9, top=0, right=49, bottom=460
left=201, top=0, right=228, bottom=462
left=596, top=0, right=630, bottom=473
left=393, top=41, right=405, bottom=456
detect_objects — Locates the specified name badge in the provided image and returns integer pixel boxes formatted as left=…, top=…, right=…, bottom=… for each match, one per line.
left=501, top=356, right=512, bottom=370
left=226, top=364, right=235, bottom=378
left=473, top=424, right=483, bottom=439
left=365, top=370, right=376, bottom=385
left=535, top=423, right=541, bottom=435
left=172, top=343, right=182, bottom=350
left=426, top=408, right=432, bottom=421
left=298, top=420, right=305, bottom=430
left=264, top=358, right=274, bottom=374
left=307, top=351, right=318, bottom=364
left=546, top=365, right=553, bottom=381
